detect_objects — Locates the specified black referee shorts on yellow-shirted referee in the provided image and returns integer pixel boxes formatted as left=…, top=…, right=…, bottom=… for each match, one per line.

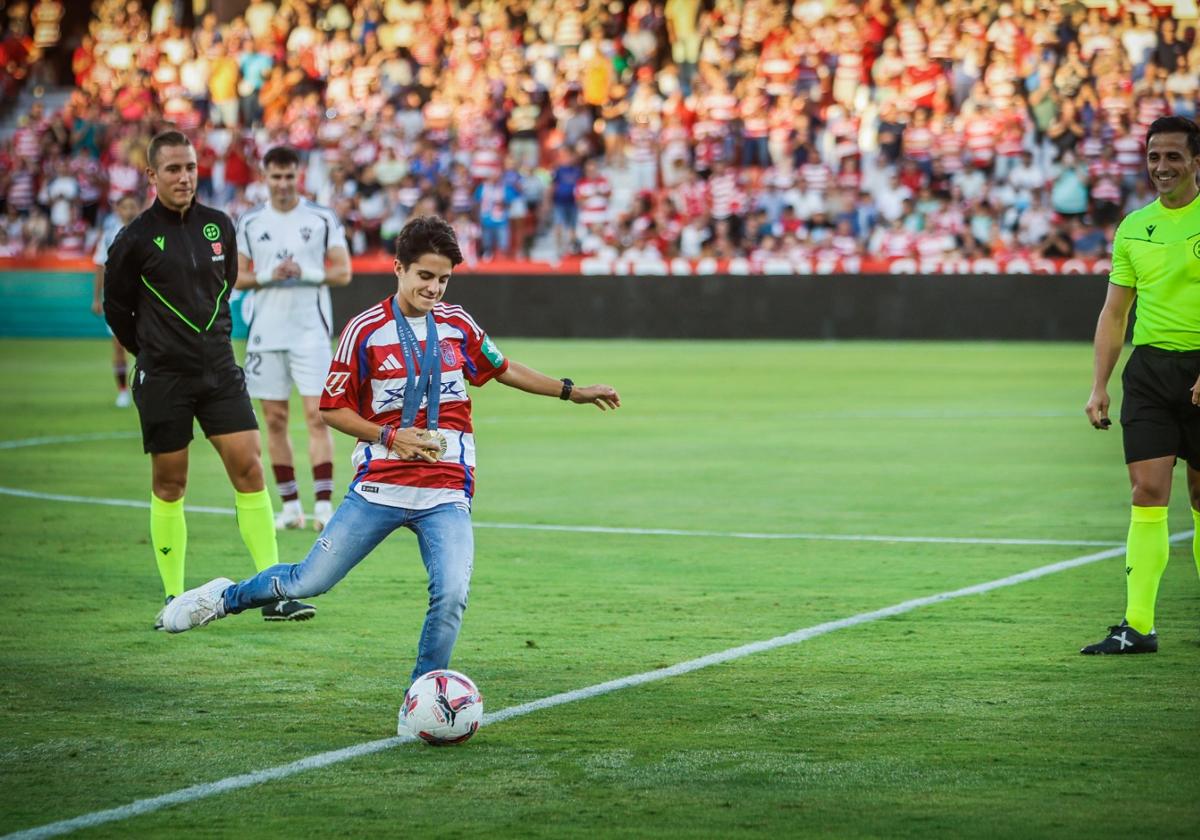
left=131, top=364, right=259, bottom=454
left=1120, top=345, right=1200, bottom=469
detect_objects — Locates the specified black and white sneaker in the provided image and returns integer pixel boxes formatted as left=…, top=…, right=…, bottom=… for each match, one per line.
left=1080, top=621, right=1158, bottom=655
left=153, top=596, right=175, bottom=631
left=262, top=600, right=316, bottom=621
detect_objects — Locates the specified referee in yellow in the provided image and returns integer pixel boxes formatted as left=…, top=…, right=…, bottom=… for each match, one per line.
left=1083, top=115, right=1200, bottom=654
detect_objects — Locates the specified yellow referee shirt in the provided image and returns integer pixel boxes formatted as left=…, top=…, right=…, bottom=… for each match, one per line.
left=1109, top=192, right=1200, bottom=350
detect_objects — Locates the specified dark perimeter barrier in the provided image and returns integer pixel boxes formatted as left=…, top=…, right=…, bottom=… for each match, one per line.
left=0, top=270, right=1107, bottom=341
left=334, top=273, right=1108, bottom=341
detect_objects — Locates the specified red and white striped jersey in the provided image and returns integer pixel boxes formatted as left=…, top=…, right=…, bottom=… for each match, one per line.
left=12, top=127, right=40, bottom=162
left=963, top=115, right=996, bottom=165
left=741, top=97, right=770, bottom=138
left=321, top=299, right=509, bottom=510
left=1112, top=133, right=1143, bottom=176
left=674, top=179, right=709, bottom=218
left=709, top=171, right=740, bottom=219
left=903, top=125, right=935, bottom=162
left=576, top=175, right=611, bottom=226
left=1088, top=159, right=1122, bottom=182
left=1079, top=134, right=1104, bottom=160
left=469, top=147, right=503, bottom=182
left=800, top=161, right=832, bottom=193
left=702, top=91, right=739, bottom=124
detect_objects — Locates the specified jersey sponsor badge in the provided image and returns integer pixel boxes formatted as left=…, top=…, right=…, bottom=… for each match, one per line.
left=481, top=334, right=504, bottom=367
left=324, top=371, right=351, bottom=396
left=203, top=223, right=221, bottom=241
left=212, top=242, right=222, bottom=255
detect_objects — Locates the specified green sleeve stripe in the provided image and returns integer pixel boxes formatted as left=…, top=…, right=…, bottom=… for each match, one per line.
left=205, top=279, right=228, bottom=332
left=140, top=275, right=201, bottom=333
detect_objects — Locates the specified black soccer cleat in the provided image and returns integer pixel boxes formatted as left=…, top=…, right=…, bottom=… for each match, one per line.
left=1080, top=621, right=1158, bottom=655
left=153, top=595, right=175, bottom=631
left=261, top=600, right=316, bottom=622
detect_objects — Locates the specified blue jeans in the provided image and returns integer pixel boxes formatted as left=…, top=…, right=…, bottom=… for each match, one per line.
left=481, top=222, right=510, bottom=257
left=223, top=493, right=474, bottom=682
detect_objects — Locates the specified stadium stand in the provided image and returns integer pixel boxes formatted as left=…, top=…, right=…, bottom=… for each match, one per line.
left=0, top=0, right=1197, bottom=274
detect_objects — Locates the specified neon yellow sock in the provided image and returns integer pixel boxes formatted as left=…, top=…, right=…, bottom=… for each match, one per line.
left=235, top=489, right=278, bottom=573
left=150, top=494, right=186, bottom=598
left=1192, top=508, right=1200, bottom=581
left=1125, top=505, right=1169, bottom=634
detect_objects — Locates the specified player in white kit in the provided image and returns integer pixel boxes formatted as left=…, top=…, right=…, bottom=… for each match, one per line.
left=92, top=192, right=141, bottom=407
left=235, top=146, right=352, bottom=533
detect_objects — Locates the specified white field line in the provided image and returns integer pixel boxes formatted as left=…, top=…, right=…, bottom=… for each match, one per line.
left=0, top=486, right=1118, bottom=548
left=4, top=532, right=1188, bottom=840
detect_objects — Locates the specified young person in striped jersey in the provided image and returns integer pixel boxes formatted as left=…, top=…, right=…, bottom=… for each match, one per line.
left=162, top=216, right=621, bottom=684
left=235, top=146, right=353, bottom=542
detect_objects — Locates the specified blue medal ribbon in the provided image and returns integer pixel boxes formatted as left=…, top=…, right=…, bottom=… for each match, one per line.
left=389, top=297, right=441, bottom=430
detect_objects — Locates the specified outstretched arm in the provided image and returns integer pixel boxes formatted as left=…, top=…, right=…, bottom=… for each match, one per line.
left=497, top=361, right=621, bottom=410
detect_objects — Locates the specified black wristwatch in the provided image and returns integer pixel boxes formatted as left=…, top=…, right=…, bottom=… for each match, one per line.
left=559, top=378, right=574, bottom=400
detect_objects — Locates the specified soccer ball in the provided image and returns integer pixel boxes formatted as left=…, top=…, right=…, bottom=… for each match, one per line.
left=399, top=669, right=484, bottom=745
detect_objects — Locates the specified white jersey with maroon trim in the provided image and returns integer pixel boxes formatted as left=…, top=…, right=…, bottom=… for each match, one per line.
left=236, top=198, right=349, bottom=351
left=321, top=299, right=509, bottom=510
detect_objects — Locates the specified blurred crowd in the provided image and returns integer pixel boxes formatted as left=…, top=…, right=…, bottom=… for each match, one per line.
left=0, top=0, right=1198, bottom=268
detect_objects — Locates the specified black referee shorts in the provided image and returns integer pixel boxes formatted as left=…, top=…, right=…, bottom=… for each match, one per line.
left=130, top=364, right=259, bottom=454
left=1119, top=345, right=1200, bottom=470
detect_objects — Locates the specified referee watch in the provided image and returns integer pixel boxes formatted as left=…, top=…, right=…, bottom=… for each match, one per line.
left=559, top=378, right=574, bottom=400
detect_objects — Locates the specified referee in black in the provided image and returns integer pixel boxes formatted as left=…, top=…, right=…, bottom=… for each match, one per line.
left=1081, top=115, right=1200, bottom=654
left=104, top=130, right=304, bottom=628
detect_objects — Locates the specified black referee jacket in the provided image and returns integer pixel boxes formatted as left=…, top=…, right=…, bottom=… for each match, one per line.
left=103, top=198, right=239, bottom=375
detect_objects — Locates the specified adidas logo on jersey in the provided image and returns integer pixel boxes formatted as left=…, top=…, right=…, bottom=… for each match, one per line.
left=258, top=231, right=271, bottom=242
left=378, top=354, right=404, bottom=372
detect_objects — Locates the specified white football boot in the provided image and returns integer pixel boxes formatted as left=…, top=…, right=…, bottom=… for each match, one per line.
left=161, top=577, right=235, bottom=633
left=275, top=499, right=305, bottom=530
left=312, top=500, right=334, bottom=532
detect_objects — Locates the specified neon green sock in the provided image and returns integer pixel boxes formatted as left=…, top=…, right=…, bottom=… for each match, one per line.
left=1124, top=505, right=1169, bottom=634
left=150, top=494, right=186, bottom=598
left=235, top=489, right=278, bottom=573
left=1192, top=508, right=1200, bottom=582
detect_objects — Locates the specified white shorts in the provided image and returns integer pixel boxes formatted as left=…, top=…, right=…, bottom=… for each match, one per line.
left=243, top=345, right=332, bottom=400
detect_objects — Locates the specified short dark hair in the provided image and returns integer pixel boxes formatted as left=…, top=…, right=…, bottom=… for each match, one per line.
left=147, top=130, right=193, bottom=169
left=262, top=145, right=301, bottom=169
left=1146, top=115, right=1200, bottom=157
left=394, top=215, right=463, bottom=268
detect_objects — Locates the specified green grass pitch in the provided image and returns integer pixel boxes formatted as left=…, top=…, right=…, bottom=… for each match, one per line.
left=0, top=338, right=1197, bottom=838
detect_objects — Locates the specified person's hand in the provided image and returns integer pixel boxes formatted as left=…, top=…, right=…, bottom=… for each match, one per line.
left=389, top=427, right=443, bottom=462
left=270, top=257, right=301, bottom=282
left=570, top=384, right=621, bottom=411
left=91, top=298, right=103, bottom=316
left=1191, top=374, right=1200, bottom=407
left=1086, top=387, right=1111, bottom=429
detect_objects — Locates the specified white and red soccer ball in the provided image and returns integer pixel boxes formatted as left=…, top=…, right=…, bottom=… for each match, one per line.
left=400, top=669, right=483, bottom=745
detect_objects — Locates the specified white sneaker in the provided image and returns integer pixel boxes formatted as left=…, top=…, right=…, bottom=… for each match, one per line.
left=313, top=500, right=333, bottom=532
left=275, top=500, right=305, bottom=530
left=115, top=389, right=132, bottom=408
left=161, top=577, right=234, bottom=633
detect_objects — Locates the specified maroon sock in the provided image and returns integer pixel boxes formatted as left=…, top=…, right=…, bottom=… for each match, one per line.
left=313, top=462, right=333, bottom=502
left=273, top=464, right=299, bottom=502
